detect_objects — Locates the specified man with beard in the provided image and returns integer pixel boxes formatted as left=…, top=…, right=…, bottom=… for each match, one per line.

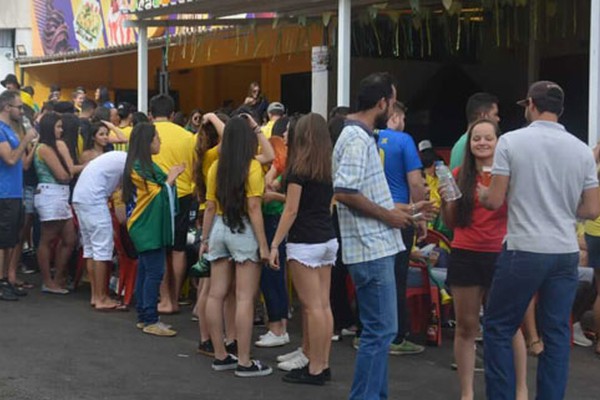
left=479, top=81, right=600, bottom=400
left=333, top=72, right=412, bottom=399
left=0, top=90, right=38, bottom=301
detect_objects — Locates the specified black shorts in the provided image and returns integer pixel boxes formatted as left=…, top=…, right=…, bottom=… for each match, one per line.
left=0, top=198, right=24, bottom=249
left=447, top=248, right=499, bottom=288
left=171, top=195, right=194, bottom=252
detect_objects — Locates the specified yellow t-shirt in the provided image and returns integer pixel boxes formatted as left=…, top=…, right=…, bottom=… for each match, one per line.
left=202, top=146, right=220, bottom=183
left=425, top=173, right=442, bottom=210
left=152, top=121, right=197, bottom=198
left=261, top=120, right=274, bottom=139
left=206, top=159, right=264, bottom=215
left=112, top=126, right=132, bottom=152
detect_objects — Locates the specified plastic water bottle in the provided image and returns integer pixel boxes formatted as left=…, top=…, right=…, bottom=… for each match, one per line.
left=434, top=161, right=462, bottom=201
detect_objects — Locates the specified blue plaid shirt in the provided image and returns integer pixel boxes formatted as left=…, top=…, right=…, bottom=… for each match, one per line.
left=333, top=121, right=404, bottom=264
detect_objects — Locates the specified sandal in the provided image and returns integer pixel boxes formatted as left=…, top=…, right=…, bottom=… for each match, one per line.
left=527, top=339, right=544, bottom=357
left=14, top=280, right=35, bottom=290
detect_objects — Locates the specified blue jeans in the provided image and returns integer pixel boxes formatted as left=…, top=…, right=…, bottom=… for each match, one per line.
left=260, top=214, right=288, bottom=322
left=484, top=249, right=579, bottom=400
left=348, top=255, right=398, bottom=400
left=135, top=248, right=166, bottom=325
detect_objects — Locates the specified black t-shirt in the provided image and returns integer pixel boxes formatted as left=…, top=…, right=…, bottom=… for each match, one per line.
left=287, top=173, right=335, bottom=244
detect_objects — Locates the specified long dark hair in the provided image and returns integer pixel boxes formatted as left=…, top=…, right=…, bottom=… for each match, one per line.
left=455, top=119, right=501, bottom=227
left=194, top=113, right=229, bottom=203
left=122, top=123, right=157, bottom=204
left=216, top=117, right=258, bottom=233
left=83, top=122, right=107, bottom=151
left=39, top=112, right=70, bottom=174
left=285, top=113, right=332, bottom=183
left=97, top=86, right=111, bottom=104
left=60, top=113, right=80, bottom=164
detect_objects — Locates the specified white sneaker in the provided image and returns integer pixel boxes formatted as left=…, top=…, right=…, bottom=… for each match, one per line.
left=255, top=331, right=290, bottom=347
left=277, top=352, right=309, bottom=371
left=573, top=322, right=593, bottom=347
left=276, top=347, right=303, bottom=362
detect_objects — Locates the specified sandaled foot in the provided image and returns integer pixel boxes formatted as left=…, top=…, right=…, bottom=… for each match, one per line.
left=95, top=300, right=119, bottom=310
left=158, top=305, right=180, bottom=315
left=527, top=339, right=544, bottom=357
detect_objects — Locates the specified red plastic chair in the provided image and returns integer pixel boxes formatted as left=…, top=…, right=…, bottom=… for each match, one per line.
left=406, top=229, right=451, bottom=346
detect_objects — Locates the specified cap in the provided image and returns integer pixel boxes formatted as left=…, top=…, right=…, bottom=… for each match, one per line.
left=517, top=80, right=564, bottom=108
left=418, top=140, right=433, bottom=152
left=1, top=74, right=20, bottom=88
left=267, top=102, right=285, bottom=114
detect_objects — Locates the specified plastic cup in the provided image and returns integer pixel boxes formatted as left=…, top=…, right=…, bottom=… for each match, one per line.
left=481, top=166, right=493, bottom=187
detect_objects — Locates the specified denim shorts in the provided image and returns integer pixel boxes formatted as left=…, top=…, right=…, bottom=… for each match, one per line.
left=287, top=238, right=338, bottom=268
left=206, top=216, right=259, bottom=263
left=34, top=183, right=72, bottom=222
left=23, top=186, right=35, bottom=214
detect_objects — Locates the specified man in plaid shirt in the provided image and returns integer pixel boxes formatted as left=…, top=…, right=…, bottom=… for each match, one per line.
left=333, top=72, right=412, bottom=400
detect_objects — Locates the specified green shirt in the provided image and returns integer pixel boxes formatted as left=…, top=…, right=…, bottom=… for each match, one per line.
left=449, top=132, right=468, bottom=170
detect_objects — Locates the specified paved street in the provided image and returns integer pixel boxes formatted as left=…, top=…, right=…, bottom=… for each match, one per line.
left=1, top=279, right=600, bottom=400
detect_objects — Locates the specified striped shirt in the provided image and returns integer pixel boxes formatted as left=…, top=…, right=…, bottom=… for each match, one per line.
left=333, top=121, right=404, bottom=264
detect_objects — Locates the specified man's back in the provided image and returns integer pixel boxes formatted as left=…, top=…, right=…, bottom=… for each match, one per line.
left=152, top=121, right=196, bottom=198
left=493, top=121, right=597, bottom=253
left=377, top=129, right=422, bottom=204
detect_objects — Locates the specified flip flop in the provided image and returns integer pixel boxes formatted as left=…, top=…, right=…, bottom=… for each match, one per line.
left=94, top=305, right=118, bottom=312
left=41, top=285, right=69, bottom=295
left=14, top=281, right=35, bottom=289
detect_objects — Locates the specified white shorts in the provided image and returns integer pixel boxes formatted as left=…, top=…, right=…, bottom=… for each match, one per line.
left=73, top=202, right=114, bottom=262
left=286, top=238, right=338, bottom=268
left=34, top=183, right=72, bottom=222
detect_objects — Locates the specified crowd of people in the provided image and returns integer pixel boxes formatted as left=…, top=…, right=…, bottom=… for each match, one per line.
left=1, top=71, right=599, bottom=399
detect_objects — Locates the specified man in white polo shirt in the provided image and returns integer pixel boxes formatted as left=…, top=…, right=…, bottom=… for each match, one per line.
left=479, top=81, right=600, bottom=400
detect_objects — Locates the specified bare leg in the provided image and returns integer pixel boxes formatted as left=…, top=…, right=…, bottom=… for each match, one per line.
left=86, top=258, right=96, bottom=306
left=452, top=285, right=486, bottom=400
left=224, top=274, right=237, bottom=344
left=196, top=278, right=211, bottom=342
left=318, top=265, right=333, bottom=368
left=513, top=329, right=529, bottom=400
left=290, top=260, right=329, bottom=374
left=522, top=297, right=544, bottom=356
left=53, top=219, right=76, bottom=289
left=158, top=253, right=177, bottom=313
left=206, top=259, right=234, bottom=360
left=94, top=260, right=118, bottom=309
left=235, top=261, right=262, bottom=367
left=37, top=221, right=63, bottom=289
left=171, top=249, right=187, bottom=305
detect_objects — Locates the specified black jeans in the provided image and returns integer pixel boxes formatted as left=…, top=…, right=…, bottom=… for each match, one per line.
left=393, top=227, right=415, bottom=343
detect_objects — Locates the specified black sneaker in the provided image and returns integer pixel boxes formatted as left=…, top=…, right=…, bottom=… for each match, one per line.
left=234, top=360, right=273, bottom=377
left=323, top=367, right=331, bottom=381
left=225, top=340, right=238, bottom=355
left=212, top=354, right=238, bottom=371
left=0, top=283, right=19, bottom=301
left=282, top=367, right=325, bottom=385
left=197, top=340, right=215, bottom=357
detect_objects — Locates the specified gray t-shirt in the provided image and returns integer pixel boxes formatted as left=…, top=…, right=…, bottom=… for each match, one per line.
left=493, top=121, right=598, bottom=254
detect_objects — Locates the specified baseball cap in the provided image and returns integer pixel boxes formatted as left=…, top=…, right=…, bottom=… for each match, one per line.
left=418, top=140, right=433, bottom=152
left=267, top=102, right=285, bottom=114
left=516, top=80, right=564, bottom=109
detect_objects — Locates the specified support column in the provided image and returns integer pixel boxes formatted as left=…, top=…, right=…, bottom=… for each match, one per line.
left=337, top=0, right=351, bottom=107
left=138, top=26, right=148, bottom=114
left=589, top=0, right=600, bottom=146
left=311, top=46, right=329, bottom=118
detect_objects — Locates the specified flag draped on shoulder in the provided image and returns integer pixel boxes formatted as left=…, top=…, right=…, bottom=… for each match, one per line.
left=126, top=161, right=178, bottom=253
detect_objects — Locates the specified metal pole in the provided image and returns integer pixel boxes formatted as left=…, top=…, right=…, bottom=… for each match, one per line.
left=337, top=0, right=351, bottom=107
left=138, top=26, right=148, bottom=114
left=589, top=0, right=600, bottom=146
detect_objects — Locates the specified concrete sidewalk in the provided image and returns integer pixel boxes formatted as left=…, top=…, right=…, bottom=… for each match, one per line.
left=1, top=281, right=599, bottom=400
